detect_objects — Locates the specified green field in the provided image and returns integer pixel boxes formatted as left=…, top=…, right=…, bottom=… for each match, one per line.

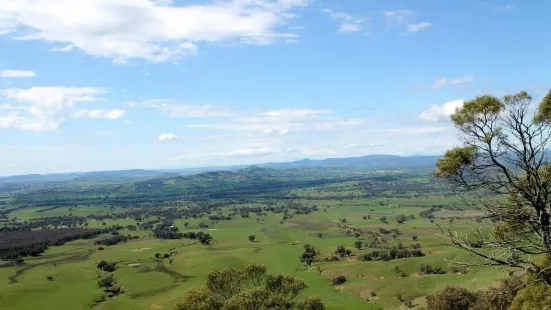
left=0, top=188, right=505, bottom=310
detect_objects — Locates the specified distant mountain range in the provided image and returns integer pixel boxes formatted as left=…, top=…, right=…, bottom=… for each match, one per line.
left=0, top=154, right=441, bottom=185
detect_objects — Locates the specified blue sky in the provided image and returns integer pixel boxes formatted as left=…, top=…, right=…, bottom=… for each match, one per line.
left=0, top=0, right=549, bottom=175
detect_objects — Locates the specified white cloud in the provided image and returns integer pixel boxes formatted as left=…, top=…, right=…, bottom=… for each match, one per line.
left=158, top=133, right=181, bottom=141
left=141, top=99, right=233, bottom=117
left=407, top=22, right=431, bottom=32
left=495, top=4, right=514, bottom=11
left=73, top=109, right=125, bottom=119
left=0, top=69, right=36, bottom=78
left=171, top=147, right=286, bottom=161
left=384, top=9, right=431, bottom=33
left=322, top=8, right=365, bottom=33
left=229, top=147, right=283, bottom=157
left=384, top=9, right=415, bottom=25
left=431, top=75, right=474, bottom=89
left=0, top=0, right=309, bottom=63
left=188, top=108, right=362, bottom=133
left=419, top=99, right=465, bottom=122
left=0, top=86, right=105, bottom=131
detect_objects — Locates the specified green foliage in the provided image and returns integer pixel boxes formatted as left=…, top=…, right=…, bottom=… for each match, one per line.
left=206, top=267, right=246, bottom=301
left=450, top=94, right=504, bottom=126
left=434, top=146, right=477, bottom=179
left=244, top=263, right=267, bottom=287
left=96, top=260, right=116, bottom=272
left=177, top=264, right=319, bottom=310
left=509, top=280, right=551, bottom=310
left=295, top=296, right=325, bottom=310
left=176, top=287, right=223, bottom=310
left=426, top=286, right=477, bottom=310
left=533, top=89, right=551, bottom=123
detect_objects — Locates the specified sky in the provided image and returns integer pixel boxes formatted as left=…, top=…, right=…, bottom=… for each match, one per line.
left=0, top=0, right=550, bottom=175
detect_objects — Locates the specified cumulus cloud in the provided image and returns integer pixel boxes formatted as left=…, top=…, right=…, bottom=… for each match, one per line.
left=419, top=99, right=464, bottom=122
left=0, top=86, right=106, bottom=131
left=0, top=69, right=36, bottom=78
left=158, top=133, right=181, bottom=141
left=321, top=8, right=366, bottom=33
left=0, top=0, right=309, bottom=63
left=407, top=22, right=431, bottom=32
left=431, top=75, right=474, bottom=89
left=73, top=109, right=125, bottom=119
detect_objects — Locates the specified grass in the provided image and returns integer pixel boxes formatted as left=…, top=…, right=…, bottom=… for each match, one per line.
left=0, top=196, right=504, bottom=310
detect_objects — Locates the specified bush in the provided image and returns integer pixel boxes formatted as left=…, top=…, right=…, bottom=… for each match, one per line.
left=332, top=275, right=347, bottom=285
left=426, top=286, right=477, bottom=310
left=97, top=260, right=117, bottom=272
left=95, top=235, right=127, bottom=246
left=420, top=264, right=446, bottom=275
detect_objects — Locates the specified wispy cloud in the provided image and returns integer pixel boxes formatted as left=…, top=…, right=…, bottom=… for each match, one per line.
left=188, top=108, right=363, bottom=134
left=137, top=99, right=234, bottom=118
left=407, top=22, right=431, bottom=32
left=431, top=75, right=474, bottom=89
left=158, top=133, right=181, bottom=141
left=384, top=9, right=415, bottom=25
left=322, top=8, right=367, bottom=33
left=73, top=109, right=125, bottom=119
left=495, top=4, right=515, bottom=11
left=0, top=69, right=36, bottom=78
left=384, top=9, right=431, bottom=33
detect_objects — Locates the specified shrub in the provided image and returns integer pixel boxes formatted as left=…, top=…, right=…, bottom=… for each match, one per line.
left=420, top=264, right=446, bottom=275
left=97, top=260, right=117, bottom=272
left=426, top=286, right=477, bottom=310
left=332, top=275, right=347, bottom=285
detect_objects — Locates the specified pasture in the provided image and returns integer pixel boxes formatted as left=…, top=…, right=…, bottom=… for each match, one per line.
left=0, top=194, right=504, bottom=310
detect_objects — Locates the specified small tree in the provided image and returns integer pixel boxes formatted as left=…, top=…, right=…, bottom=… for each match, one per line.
left=435, top=90, right=551, bottom=286
left=199, top=233, right=213, bottom=245
left=248, top=235, right=256, bottom=242
left=354, top=240, right=362, bottom=250
left=332, top=275, right=347, bottom=285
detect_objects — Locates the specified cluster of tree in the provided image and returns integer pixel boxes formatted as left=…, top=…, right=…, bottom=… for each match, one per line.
left=395, top=214, right=415, bottom=224
left=419, top=264, right=446, bottom=275
left=0, top=228, right=102, bottom=260
left=334, top=245, right=353, bottom=258
left=94, top=235, right=127, bottom=246
left=176, top=263, right=324, bottom=310
left=360, top=246, right=424, bottom=262
left=182, top=231, right=213, bottom=245
left=97, top=260, right=117, bottom=272
left=378, top=227, right=402, bottom=239
left=299, top=244, right=319, bottom=267
left=153, top=224, right=183, bottom=239
left=97, top=275, right=123, bottom=297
